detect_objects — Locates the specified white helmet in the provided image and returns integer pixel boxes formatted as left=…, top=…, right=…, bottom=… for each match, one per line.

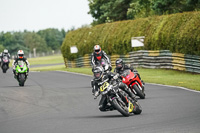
left=3, top=49, right=8, bottom=53
left=94, top=45, right=101, bottom=54
left=17, top=50, right=24, bottom=58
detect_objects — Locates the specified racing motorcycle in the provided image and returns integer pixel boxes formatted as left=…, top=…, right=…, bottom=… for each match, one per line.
left=121, top=70, right=145, bottom=99
left=15, top=61, right=28, bottom=86
left=97, top=76, right=142, bottom=116
left=1, top=56, right=9, bottom=73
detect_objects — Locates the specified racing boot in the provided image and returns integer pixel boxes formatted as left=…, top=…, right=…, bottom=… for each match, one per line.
left=141, top=80, right=145, bottom=89
left=127, top=90, right=137, bottom=102
left=119, top=82, right=137, bottom=101
left=100, top=105, right=115, bottom=111
left=123, top=84, right=137, bottom=102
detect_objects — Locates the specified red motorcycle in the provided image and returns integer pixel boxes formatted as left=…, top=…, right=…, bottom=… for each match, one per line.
left=121, top=70, right=145, bottom=99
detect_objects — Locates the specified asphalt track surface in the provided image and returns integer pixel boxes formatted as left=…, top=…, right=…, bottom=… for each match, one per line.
left=0, top=69, right=200, bottom=133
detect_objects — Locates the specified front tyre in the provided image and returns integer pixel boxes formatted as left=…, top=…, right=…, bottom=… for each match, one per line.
left=133, top=84, right=145, bottom=99
left=18, top=74, right=26, bottom=87
left=111, top=98, right=130, bottom=117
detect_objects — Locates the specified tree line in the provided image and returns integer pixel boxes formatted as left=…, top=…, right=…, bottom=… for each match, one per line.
left=88, top=0, right=200, bottom=25
left=0, top=28, right=66, bottom=56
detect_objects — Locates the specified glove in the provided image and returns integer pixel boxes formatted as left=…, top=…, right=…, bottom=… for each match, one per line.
left=94, top=91, right=100, bottom=99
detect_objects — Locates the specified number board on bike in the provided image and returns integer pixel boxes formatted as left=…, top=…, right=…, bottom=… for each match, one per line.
left=100, top=82, right=109, bottom=92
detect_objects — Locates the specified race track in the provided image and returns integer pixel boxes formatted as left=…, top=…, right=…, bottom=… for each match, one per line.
left=0, top=69, right=200, bottom=133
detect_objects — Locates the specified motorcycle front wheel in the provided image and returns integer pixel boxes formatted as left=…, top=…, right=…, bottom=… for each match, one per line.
left=18, top=74, right=26, bottom=86
left=133, top=84, right=145, bottom=99
left=111, top=98, right=130, bottom=117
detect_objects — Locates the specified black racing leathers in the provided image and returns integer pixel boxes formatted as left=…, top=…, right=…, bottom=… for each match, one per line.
left=91, top=51, right=111, bottom=67
left=93, top=71, right=136, bottom=112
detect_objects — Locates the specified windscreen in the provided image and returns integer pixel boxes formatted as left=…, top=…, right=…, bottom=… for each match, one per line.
left=121, top=70, right=130, bottom=77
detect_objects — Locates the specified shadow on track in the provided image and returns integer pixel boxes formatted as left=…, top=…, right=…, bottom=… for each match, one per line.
left=70, top=114, right=126, bottom=119
left=0, top=85, right=36, bottom=88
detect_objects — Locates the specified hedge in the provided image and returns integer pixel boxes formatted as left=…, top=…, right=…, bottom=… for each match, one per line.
left=61, top=11, right=200, bottom=60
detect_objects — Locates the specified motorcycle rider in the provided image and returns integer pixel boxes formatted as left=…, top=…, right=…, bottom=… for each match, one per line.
left=92, top=66, right=137, bottom=112
left=91, top=45, right=112, bottom=88
left=91, top=45, right=112, bottom=69
left=0, top=49, right=10, bottom=66
left=12, top=50, right=30, bottom=78
left=114, top=58, right=144, bottom=87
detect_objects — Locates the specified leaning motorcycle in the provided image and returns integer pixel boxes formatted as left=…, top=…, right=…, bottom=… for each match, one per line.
left=121, top=70, right=145, bottom=99
left=1, top=56, right=9, bottom=73
left=15, top=61, right=28, bottom=86
left=97, top=77, right=142, bottom=116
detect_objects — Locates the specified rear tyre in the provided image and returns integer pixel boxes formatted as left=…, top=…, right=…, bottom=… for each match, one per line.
left=133, top=84, right=145, bottom=99
left=111, top=98, right=130, bottom=117
left=2, top=64, right=7, bottom=73
left=133, top=101, right=142, bottom=114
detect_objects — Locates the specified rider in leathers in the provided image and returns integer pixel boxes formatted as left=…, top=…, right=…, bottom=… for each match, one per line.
left=0, top=49, right=10, bottom=66
left=12, top=50, right=30, bottom=78
left=91, top=45, right=111, bottom=69
left=92, top=66, right=137, bottom=111
left=91, top=45, right=112, bottom=90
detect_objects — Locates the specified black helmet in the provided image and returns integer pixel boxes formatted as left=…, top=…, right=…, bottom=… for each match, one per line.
left=93, top=66, right=104, bottom=80
left=115, top=58, right=123, bottom=70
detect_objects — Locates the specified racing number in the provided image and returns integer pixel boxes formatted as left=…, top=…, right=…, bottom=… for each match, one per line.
left=100, top=82, right=109, bottom=92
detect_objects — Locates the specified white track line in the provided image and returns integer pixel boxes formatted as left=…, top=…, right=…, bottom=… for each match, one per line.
left=35, top=70, right=200, bottom=93
left=147, top=83, right=200, bottom=93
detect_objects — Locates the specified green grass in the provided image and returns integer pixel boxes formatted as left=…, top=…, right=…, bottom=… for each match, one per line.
left=136, top=68, right=200, bottom=91
left=30, top=65, right=200, bottom=91
left=30, top=65, right=92, bottom=75
left=28, top=54, right=64, bottom=65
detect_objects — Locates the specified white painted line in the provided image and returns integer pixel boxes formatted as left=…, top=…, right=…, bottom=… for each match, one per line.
left=56, top=70, right=93, bottom=77
left=147, top=83, right=200, bottom=93
left=31, top=70, right=200, bottom=93
left=57, top=70, right=200, bottom=93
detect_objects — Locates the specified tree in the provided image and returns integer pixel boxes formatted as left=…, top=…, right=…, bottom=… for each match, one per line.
left=186, top=0, right=200, bottom=11
left=0, top=44, right=4, bottom=52
left=24, top=32, right=49, bottom=53
left=37, top=28, right=65, bottom=51
left=88, top=0, right=132, bottom=25
left=127, top=0, right=153, bottom=19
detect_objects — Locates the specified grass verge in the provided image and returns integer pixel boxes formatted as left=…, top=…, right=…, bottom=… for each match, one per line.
left=28, top=54, right=64, bottom=65
left=30, top=65, right=200, bottom=91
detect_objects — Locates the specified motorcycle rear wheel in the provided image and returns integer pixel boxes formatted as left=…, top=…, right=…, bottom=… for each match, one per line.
left=133, top=101, right=142, bottom=114
left=2, top=64, right=7, bottom=73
